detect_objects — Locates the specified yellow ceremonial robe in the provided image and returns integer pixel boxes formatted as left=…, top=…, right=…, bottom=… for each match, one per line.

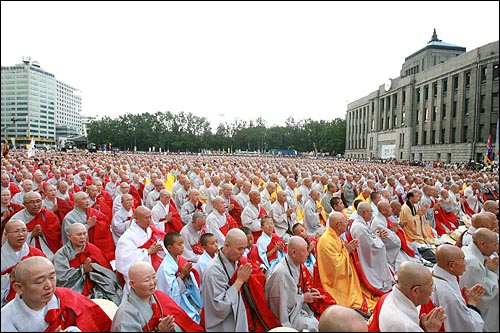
left=317, top=227, right=368, bottom=310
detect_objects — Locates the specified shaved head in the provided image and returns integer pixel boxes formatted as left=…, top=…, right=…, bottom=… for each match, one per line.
left=15, top=256, right=53, bottom=284
left=435, top=244, right=464, bottom=265
left=397, top=261, right=432, bottom=292
left=319, top=305, right=368, bottom=332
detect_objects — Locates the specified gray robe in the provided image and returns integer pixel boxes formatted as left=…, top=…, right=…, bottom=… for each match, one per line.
left=202, top=251, right=248, bottom=332
left=265, top=255, right=318, bottom=331
left=111, top=289, right=155, bottom=332
left=52, top=241, right=123, bottom=305
left=62, top=207, right=89, bottom=244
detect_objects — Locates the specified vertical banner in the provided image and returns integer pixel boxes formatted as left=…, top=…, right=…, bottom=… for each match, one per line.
left=27, top=138, right=35, bottom=158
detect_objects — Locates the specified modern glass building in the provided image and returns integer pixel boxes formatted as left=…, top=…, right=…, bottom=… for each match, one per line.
left=1, top=57, right=82, bottom=148
left=345, top=31, right=499, bottom=163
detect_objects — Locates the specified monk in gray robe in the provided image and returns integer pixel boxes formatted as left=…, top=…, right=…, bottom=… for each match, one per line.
left=52, top=223, right=122, bottom=305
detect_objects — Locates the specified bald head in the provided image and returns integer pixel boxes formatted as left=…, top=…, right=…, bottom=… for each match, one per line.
left=4, top=219, right=26, bottom=234
left=435, top=244, right=464, bottom=268
left=328, top=211, right=345, bottom=229
left=73, top=191, right=88, bottom=203
left=23, top=191, right=41, bottom=203
left=225, top=228, right=247, bottom=245
left=129, top=261, right=155, bottom=282
left=288, top=235, right=307, bottom=252
left=67, top=222, right=86, bottom=235
left=482, top=200, right=499, bottom=215
left=397, top=261, right=432, bottom=292
left=473, top=227, right=497, bottom=245
left=318, top=305, right=368, bottom=332
left=15, top=256, right=54, bottom=284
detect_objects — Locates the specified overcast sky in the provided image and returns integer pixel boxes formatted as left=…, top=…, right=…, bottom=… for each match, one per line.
left=2, top=1, right=499, bottom=130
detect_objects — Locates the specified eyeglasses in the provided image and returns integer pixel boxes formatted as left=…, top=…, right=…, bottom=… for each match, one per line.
left=6, top=229, right=28, bottom=235
left=25, top=199, right=42, bottom=205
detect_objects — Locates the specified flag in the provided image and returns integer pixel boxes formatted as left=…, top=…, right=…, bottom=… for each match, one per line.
left=484, top=133, right=493, bottom=165
left=27, top=137, right=36, bottom=158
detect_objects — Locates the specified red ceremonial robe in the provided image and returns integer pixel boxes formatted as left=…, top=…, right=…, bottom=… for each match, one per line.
left=53, top=197, right=73, bottom=223
left=300, top=262, right=336, bottom=318
left=229, top=197, right=243, bottom=228
left=144, top=290, right=204, bottom=332
left=8, top=182, right=21, bottom=196
left=44, top=287, right=112, bottom=332
left=138, top=225, right=166, bottom=271
left=367, top=291, right=390, bottom=332
left=228, top=255, right=280, bottom=331
left=161, top=198, right=184, bottom=233
left=85, top=207, right=116, bottom=262
left=219, top=212, right=239, bottom=236
left=1, top=203, right=24, bottom=235
left=25, top=208, right=62, bottom=254
left=68, top=242, right=115, bottom=296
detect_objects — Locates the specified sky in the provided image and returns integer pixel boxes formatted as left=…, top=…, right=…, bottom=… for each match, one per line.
left=2, top=1, right=499, bottom=131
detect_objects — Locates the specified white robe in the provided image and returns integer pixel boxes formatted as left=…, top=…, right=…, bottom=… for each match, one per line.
left=460, top=242, right=499, bottom=332
left=201, top=251, right=248, bottom=332
left=431, top=265, right=484, bottom=332
left=241, top=204, right=264, bottom=233
left=115, top=221, right=166, bottom=298
left=151, top=201, right=170, bottom=232
left=180, top=201, right=199, bottom=226
left=205, top=210, right=227, bottom=246
left=379, top=285, right=424, bottom=332
left=235, top=192, right=249, bottom=210
left=111, top=206, right=133, bottom=244
left=371, top=212, right=401, bottom=272
left=269, top=200, right=295, bottom=243
left=303, top=198, right=324, bottom=237
left=350, top=216, right=394, bottom=292
left=265, top=255, right=318, bottom=331
left=180, top=223, right=202, bottom=263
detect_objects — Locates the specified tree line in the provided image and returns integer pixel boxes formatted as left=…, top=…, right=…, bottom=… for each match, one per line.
left=86, top=111, right=346, bottom=155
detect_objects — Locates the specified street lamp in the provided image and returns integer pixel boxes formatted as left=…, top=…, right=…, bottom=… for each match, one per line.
left=11, top=117, right=21, bottom=150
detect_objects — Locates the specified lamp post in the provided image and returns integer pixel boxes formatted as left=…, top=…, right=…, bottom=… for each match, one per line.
left=11, top=117, right=21, bottom=150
